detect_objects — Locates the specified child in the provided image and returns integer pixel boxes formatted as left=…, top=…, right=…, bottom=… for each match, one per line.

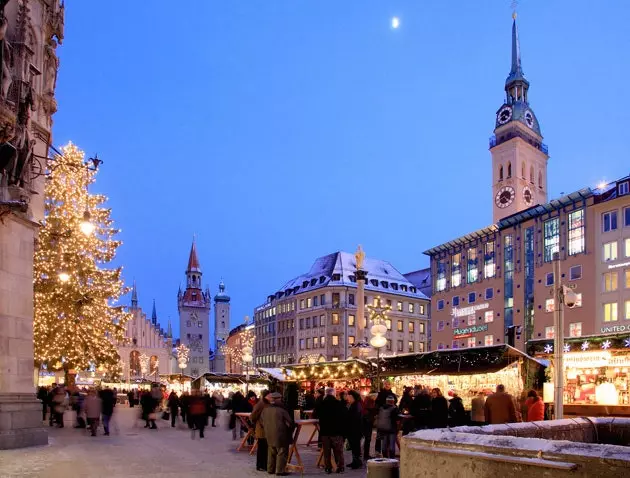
left=376, top=396, right=399, bottom=458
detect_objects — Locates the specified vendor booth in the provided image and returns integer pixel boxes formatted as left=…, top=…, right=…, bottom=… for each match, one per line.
left=380, top=345, right=546, bottom=410
left=529, top=333, right=630, bottom=417
left=191, top=372, right=269, bottom=397
left=280, top=359, right=375, bottom=395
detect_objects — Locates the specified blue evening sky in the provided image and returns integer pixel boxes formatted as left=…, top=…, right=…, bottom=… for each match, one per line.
left=53, top=1, right=630, bottom=342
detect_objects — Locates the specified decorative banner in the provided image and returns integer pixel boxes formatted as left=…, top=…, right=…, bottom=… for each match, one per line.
left=563, top=351, right=630, bottom=368
left=451, top=303, right=490, bottom=318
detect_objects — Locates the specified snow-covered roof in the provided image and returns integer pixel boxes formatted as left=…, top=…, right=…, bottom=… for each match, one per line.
left=273, top=251, right=428, bottom=301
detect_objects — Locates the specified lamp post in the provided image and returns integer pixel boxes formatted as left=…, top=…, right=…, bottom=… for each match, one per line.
left=551, top=251, right=579, bottom=419
left=367, top=297, right=391, bottom=392
left=242, top=346, right=253, bottom=394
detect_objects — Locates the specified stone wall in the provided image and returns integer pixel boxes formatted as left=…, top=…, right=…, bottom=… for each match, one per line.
left=400, top=418, right=630, bottom=478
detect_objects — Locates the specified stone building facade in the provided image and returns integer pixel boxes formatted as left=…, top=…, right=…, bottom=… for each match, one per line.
left=212, top=281, right=230, bottom=373
left=225, top=323, right=254, bottom=374
left=0, top=0, right=64, bottom=449
left=119, top=283, right=173, bottom=382
left=254, top=251, right=430, bottom=367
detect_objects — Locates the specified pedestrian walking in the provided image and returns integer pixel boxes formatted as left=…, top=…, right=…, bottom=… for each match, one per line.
left=250, top=390, right=271, bottom=471
left=84, top=389, right=102, bottom=437
left=141, top=390, right=158, bottom=429
left=99, top=387, right=116, bottom=436
left=37, top=386, right=48, bottom=422
left=346, top=390, right=364, bottom=469
left=189, top=391, right=207, bottom=438
left=180, top=391, right=190, bottom=425
left=313, top=388, right=346, bottom=474
left=167, top=391, right=180, bottom=427
left=52, top=385, right=67, bottom=428
left=204, top=391, right=217, bottom=427
left=484, top=384, right=517, bottom=424
left=260, top=392, right=293, bottom=476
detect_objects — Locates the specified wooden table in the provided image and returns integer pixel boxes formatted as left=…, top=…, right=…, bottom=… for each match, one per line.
left=235, top=412, right=256, bottom=452
left=286, top=419, right=318, bottom=473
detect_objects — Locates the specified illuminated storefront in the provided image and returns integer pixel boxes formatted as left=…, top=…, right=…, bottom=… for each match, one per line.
left=529, top=333, right=630, bottom=417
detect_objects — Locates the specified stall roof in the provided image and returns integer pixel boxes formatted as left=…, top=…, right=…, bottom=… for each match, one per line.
left=379, top=345, right=545, bottom=376
left=258, top=368, right=285, bottom=381
left=191, top=372, right=269, bottom=388
left=281, top=359, right=374, bottom=381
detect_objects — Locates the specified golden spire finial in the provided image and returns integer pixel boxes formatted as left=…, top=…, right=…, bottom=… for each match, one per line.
left=512, top=11, right=517, bottom=20
left=511, top=0, right=518, bottom=20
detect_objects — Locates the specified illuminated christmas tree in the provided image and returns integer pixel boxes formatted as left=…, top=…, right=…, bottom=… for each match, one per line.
left=33, top=143, right=131, bottom=382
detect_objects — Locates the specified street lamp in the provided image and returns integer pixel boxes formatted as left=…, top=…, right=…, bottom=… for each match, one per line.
left=368, top=297, right=391, bottom=392
left=551, top=252, right=579, bottom=419
left=242, top=346, right=253, bottom=394
left=79, top=209, right=95, bottom=236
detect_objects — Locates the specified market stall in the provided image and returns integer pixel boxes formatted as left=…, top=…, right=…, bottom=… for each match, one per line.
left=280, top=359, right=375, bottom=395
left=380, top=345, right=546, bottom=410
left=191, top=372, right=269, bottom=397
left=528, top=333, right=630, bottom=418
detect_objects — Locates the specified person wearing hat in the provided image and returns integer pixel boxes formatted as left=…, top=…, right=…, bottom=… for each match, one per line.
left=313, top=388, right=346, bottom=474
left=251, top=390, right=271, bottom=471
left=260, top=392, right=294, bottom=476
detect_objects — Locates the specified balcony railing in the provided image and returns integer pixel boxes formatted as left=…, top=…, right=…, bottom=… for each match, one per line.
left=489, top=133, right=548, bottom=155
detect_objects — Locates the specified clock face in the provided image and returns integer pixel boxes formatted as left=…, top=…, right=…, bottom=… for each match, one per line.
left=524, top=110, right=534, bottom=128
left=497, top=105, right=512, bottom=125
left=495, top=186, right=515, bottom=208
left=523, top=186, right=534, bottom=205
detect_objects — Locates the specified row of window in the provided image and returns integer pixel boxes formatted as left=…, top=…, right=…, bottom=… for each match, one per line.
left=190, top=356, right=204, bottom=364
left=603, top=269, right=630, bottom=292
left=185, top=320, right=204, bottom=328
left=277, top=336, right=295, bottom=349
left=278, top=319, right=296, bottom=332
left=435, top=210, right=587, bottom=292
left=603, top=238, right=630, bottom=262
left=298, top=294, right=426, bottom=315
left=602, top=206, right=630, bottom=233
left=255, top=355, right=276, bottom=366
left=437, top=335, right=496, bottom=350
left=544, top=323, right=583, bottom=339
left=497, top=161, right=543, bottom=188
left=603, top=301, right=630, bottom=322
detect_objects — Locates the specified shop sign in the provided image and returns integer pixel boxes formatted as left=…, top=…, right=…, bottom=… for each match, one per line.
left=563, top=352, right=630, bottom=369
left=608, top=261, right=630, bottom=270
left=601, top=325, right=629, bottom=334
left=453, top=324, right=488, bottom=338
left=451, top=303, right=489, bottom=318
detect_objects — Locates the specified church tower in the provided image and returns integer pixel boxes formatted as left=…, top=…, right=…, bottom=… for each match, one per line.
left=177, top=239, right=211, bottom=377
left=491, top=14, right=549, bottom=223
left=213, top=281, right=231, bottom=373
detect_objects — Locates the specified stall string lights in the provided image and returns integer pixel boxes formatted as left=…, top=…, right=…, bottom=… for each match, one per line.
left=528, top=333, right=630, bottom=355
left=282, top=362, right=366, bottom=381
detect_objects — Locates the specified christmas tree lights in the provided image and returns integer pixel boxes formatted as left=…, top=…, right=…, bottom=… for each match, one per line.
left=33, top=143, right=131, bottom=381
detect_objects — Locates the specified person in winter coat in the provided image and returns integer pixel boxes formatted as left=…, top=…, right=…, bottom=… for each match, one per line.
left=52, top=386, right=67, bottom=428
left=375, top=381, right=398, bottom=407
left=188, top=391, right=207, bottom=438
left=37, top=386, right=48, bottom=422
left=250, top=390, right=271, bottom=471
left=303, top=390, right=316, bottom=412
left=313, top=388, right=347, bottom=474
left=228, top=391, right=252, bottom=440
left=361, top=392, right=377, bottom=461
left=83, top=389, right=102, bottom=437
left=470, top=391, right=486, bottom=425
left=346, top=390, right=364, bottom=469
left=180, top=391, right=190, bottom=425
left=484, top=384, right=517, bottom=424
left=167, top=391, right=180, bottom=427
left=430, top=388, right=449, bottom=429
left=204, top=392, right=217, bottom=427
left=376, top=396, right=398, bottom=458
left=260, top=392, right=294, bottom=476
left=448, top=392, right=467, bottom=427
left=99, top=387, right=116, bottom=436
left=140, top=391, right=157, bottom=429
left=525, top=390, right=545, bottom=422
left=410, top=387, right=432, bottom=430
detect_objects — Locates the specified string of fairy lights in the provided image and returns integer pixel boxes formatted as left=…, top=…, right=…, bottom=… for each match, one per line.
left=33, top=143, right=131, bottom=379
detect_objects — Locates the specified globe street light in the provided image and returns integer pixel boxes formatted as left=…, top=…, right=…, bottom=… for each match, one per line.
left=370, top=334, right=387, bottom=392
left=242, top=345, right=253, bottom=394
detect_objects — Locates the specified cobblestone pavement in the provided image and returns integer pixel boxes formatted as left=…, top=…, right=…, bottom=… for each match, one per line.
left=0, top=408, right=368, bottom=478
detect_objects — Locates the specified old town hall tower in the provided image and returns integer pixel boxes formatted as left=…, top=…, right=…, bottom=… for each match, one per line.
left=177, top=239, right=211, bottom=377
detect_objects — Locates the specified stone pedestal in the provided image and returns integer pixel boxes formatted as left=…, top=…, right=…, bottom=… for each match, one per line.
left=0, top=393, right=47, bottom=449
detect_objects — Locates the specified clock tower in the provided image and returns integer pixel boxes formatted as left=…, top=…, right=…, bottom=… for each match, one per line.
left=491, top=14, right=549, bottom=223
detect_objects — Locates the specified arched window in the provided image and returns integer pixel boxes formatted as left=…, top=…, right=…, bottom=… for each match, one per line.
left=538, top=171, right=543, bottom=189
left=530, top=165, right=534, bottom=184
left=129, top=350, right=140, bottom=376
left=507, top=162, right=512, bottom=178
left=150, top=355, right=159, bottom=375
left=499, top=165, right=504, bottom=181
left=521, top=162, right=526, bottom=179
